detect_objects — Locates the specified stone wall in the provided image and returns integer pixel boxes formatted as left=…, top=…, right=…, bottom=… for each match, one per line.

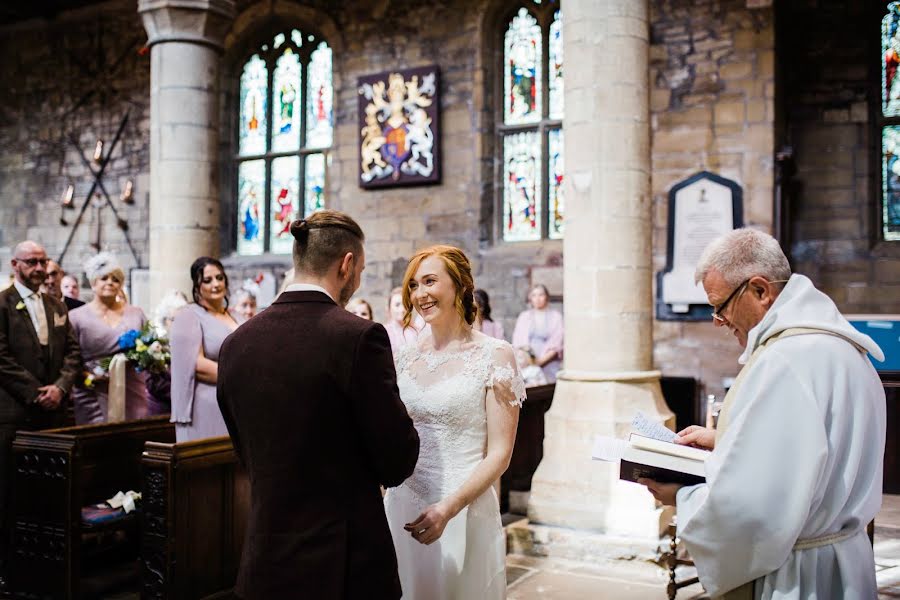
left=781, top=1, right=900, bottom=314
left=0, top=1, right=151, bottom=290
left=648, top=0, right=776, bottom=396
left=220, top=0, right=560, bottom=333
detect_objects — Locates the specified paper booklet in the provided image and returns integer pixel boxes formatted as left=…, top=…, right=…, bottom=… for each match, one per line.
left=591, top=412, right=710, bottom=486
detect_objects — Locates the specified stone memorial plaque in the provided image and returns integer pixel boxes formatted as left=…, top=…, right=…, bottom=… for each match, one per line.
left=657, top=171, right=743, bottom=320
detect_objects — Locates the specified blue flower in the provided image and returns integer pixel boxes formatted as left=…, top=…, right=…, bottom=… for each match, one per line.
left=118, top=329, right=140, bottom=350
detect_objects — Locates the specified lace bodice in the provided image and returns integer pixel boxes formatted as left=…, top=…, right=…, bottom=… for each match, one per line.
left=394, top=333, right=526, bottom=504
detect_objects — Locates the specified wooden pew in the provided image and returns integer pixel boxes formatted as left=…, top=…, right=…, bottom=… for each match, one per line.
left=9, top=416, right=175, bottom=599
left=140, top=436, right=249, bottom=600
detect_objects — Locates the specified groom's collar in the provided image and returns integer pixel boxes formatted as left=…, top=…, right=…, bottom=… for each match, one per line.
left=282, top=283, right=335, bottom=303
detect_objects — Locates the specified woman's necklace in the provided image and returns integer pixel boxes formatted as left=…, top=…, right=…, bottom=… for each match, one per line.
left=95, top=301, right=124, bottom=325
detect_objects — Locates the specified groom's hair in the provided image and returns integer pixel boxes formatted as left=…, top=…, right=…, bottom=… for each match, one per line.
left=290, top=210, right=365, bottom=276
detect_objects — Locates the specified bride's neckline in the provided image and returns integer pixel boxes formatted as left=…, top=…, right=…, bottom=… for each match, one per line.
left=415, top=330, right=490, bottom=355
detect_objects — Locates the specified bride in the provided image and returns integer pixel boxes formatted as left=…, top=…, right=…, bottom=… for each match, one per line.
left=384, top=245, right=525, bottom=599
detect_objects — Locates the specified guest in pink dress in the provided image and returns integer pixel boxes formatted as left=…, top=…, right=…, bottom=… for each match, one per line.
left=474, top=288, right=505, bottom=340
left=170, top=257, right=243, bottom=442
left=69, top=253, right=150, bottom=424
left=383, top=286, right=421, bottom=353
left=511, top=284, right=563, bottom=383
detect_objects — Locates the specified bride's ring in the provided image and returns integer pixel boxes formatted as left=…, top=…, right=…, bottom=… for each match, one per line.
left=418, top=528, right=427, bottom=535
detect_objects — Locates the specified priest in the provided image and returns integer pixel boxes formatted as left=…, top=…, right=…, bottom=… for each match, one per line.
left=641, top=228, right=885, bottom=599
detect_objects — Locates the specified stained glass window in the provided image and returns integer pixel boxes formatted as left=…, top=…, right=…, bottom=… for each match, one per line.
left=235, top=28, right=333, bottom=254
left=272, top=49, right=301, bottom=153
left=549, top=11, right=564, bottom=120
left=270, top=156, right=300, bottom=255
left=305, top=153, right=326, bottom=216
left=499, top=4, right=564, bottom=242
left=883, top=126, right=900, bottom=240
left=307, top=43, right=334, bottom=148
left=237, top=160, right=265, bottom=256
left=239, top=55, right=267, bottom=157
left=504, top=8, right=542, bottom=125
left=504, top=132, right=542, bottom=242
left=548, top=129, right=564, bottom=239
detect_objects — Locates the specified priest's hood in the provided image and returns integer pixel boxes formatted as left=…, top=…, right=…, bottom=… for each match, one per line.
left=740, top=273, right=885, bottom=364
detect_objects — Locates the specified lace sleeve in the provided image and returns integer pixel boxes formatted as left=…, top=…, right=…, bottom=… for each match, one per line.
left=486, top=342, right=526, bottom=408
left=393, top=343, right=413, bottom=375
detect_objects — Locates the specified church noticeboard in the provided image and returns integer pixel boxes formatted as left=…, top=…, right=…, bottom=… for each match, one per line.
left=357, top=65, right=440, bottom=189
left=657, top=171, right=743, bottom=321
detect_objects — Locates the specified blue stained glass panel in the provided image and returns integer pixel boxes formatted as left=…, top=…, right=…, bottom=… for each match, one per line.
left=503, top=131, right=541, bottom=242
left=239, top=55, right=267, bottom=156
left=549, top=10, right=564, bottom=120
left=504, top=8, right=542, bottom=125
left=237, top=160, right=265, bottom=255
left=272, top=48, right=302, bottom=153
left=548, top=128, right=564, bottom=239
left=883, top=126, right=900, bottom=241
left=307, top=42, right=334, bottom=148
left=305, top=153, right=326, bottom=216
left=270, top=156, right=300, bottom=255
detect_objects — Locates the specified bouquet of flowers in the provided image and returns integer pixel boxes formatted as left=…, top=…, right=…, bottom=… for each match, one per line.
left=85, top=322, right=170, bottom=387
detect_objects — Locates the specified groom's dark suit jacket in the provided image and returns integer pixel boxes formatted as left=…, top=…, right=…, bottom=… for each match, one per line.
left=217, top=290, right=420, bottom=600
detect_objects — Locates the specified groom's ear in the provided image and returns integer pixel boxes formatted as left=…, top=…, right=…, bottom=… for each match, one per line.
left=338, top=252, right=354, bottom=279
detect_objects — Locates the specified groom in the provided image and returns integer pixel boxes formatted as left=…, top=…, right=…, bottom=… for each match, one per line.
left=217, top=210, right=420, bottom=599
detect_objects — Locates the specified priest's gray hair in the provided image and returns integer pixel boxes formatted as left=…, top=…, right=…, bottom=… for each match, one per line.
left=694, top=228, right=792, bottom=287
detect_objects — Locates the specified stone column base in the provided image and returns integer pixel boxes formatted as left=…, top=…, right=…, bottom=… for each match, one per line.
left=527, top=374, right=675, bottom=538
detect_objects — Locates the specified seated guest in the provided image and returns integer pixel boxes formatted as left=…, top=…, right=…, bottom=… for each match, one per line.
left=512, top=284, right=563, bottom=383
left=640, top=228, right=885, bottom=599
left=346, top=297, right=373, bottom=320
left=69, top=253, right=149, bottom=424
left=514, top=346, right=547, bottom=387
left=145, top=290, right=189, bottom=415
left=170, top=257, right=242, bottom=442
left=473, top=288, right=504, bottom=340
left=233, top=281, right=258, bottom=321
left=383, top=286, right=420, bottom=352
left=43, top=260, right=84, bottom=311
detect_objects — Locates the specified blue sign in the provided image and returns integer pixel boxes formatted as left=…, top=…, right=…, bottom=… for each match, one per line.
left=848, top=317, right=900, bottom=372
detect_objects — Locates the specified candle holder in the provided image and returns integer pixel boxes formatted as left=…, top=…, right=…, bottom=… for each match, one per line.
left=93, top=140, right=104, bottom=163
left=120, top=179, right=134, bottom=204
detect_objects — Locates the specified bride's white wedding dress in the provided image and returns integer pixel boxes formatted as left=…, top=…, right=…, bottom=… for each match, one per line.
left=384, top=332, right=526, bottom=599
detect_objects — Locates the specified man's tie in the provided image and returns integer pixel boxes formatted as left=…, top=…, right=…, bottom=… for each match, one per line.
left=29, top=292, right=49, bottom=346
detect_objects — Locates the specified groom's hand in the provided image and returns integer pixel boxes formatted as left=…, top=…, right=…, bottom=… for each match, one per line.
left=404, top=501, right=453, bottom=545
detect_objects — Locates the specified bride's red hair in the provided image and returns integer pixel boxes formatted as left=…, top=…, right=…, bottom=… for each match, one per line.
left=400, top=245, right=478, bottom=329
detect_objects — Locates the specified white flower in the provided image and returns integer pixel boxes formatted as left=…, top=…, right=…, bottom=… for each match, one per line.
left=93, top=365, right=106, bottom=377
left=147, top=341, right=164, bottom=360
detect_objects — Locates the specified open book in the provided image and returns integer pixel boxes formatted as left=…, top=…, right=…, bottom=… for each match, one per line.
left=591, top=412, right=710, bottom=486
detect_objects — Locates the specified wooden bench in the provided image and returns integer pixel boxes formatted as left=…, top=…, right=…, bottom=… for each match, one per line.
left=500, top=383, right=555, bottom=512
left=9, top=416, right=175, bottom=599
left=140, top=436, right=249, bottom=600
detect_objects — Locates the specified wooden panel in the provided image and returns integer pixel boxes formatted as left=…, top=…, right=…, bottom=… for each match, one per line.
left=883, top=372, right=900, bottom=494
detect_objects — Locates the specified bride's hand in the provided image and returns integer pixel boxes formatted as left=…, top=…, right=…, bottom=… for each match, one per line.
left=404, top=501, right=454, bottom=545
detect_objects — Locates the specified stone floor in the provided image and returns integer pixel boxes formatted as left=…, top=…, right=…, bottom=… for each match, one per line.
left=504, top=494, right=900, bottom=599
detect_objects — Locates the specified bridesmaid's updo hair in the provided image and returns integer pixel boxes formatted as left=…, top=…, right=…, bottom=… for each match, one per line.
left=401, top=245, right=478, bottom=329
left=190, top=257, right=229, bottom=308
left=291, top=210, right=365, bottom=276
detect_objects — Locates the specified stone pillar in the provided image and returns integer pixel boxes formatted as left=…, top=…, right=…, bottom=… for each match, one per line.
left=527, top=0, right=674, bottom=538
left=139, top=0, right=235, bottom=308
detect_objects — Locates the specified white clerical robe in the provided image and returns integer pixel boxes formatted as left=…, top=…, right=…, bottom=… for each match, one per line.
left=676, top=274, right=886, bottom=599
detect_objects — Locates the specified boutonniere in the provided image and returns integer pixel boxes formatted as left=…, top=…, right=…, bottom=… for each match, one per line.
left=15, top=301, right=26, bottom=311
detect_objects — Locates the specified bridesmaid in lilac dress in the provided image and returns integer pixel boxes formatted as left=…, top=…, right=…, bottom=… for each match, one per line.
left=69, top=253, right=149, bottom=424
left=170, top=257, right=242, bottom=442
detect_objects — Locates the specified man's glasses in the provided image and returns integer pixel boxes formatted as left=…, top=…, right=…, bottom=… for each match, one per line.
left=711, top=278, right=790, bottom=324
left=15, top=257, right=48, bottom=267
left=711, top=279, right=749, bottom=324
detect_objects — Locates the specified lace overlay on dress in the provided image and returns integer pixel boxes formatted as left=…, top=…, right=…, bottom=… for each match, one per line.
left=393, top=333, right=526, bottom=504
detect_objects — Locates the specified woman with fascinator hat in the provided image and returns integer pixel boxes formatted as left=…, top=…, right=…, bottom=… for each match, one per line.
left=69, top=252, right=151, bottom=423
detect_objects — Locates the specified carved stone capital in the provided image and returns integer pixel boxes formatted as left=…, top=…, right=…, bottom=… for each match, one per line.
left=139, top=0, right=236, bottom=52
